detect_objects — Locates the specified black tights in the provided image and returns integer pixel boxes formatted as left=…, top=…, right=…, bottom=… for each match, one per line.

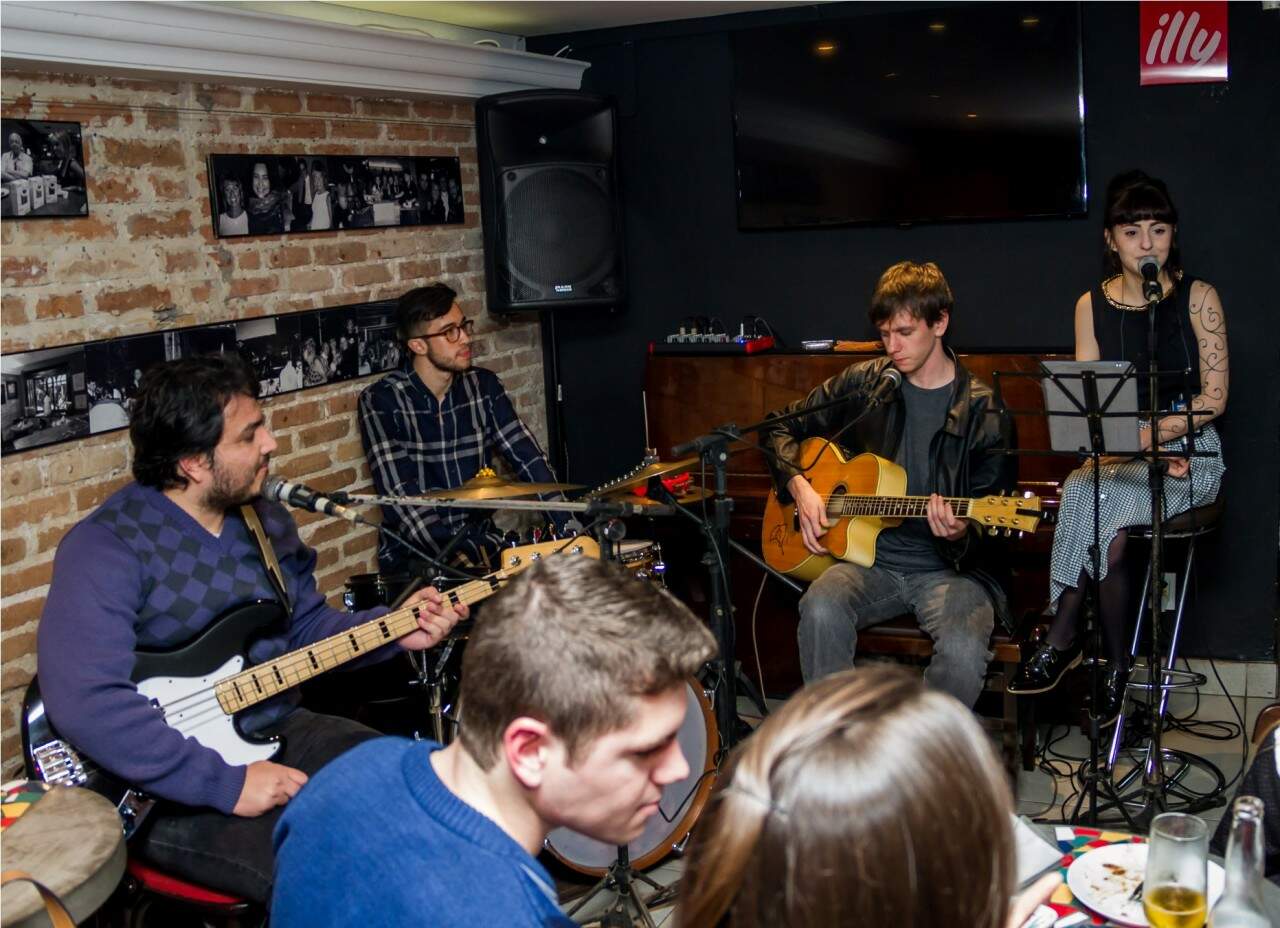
left=1046, top=529, right=1131, bottom=668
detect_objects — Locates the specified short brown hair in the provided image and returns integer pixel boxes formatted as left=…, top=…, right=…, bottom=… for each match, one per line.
left=676, top=666, right=1015, bottom=928
left=458, top=556, right=717, bottom=769
left=869, top=260, right=954, bottom=328
left=396, top=282, right=457, bottom=343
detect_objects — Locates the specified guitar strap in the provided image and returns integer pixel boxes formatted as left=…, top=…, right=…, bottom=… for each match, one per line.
left=0, top=870, right=75, bottom=927
left=240, top=504, right=292, bottom=614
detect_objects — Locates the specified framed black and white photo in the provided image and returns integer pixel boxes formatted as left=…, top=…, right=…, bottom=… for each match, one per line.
left=207, top=153, right=464, bottom=238
left=1, top=119, right=89, bottom=219
left=1, top=298, right=402, bottom=456
left=1, top=345, right=92, bottom=453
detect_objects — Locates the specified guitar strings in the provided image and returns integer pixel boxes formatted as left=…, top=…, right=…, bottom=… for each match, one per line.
left=138, top=536, right=592, bottom=735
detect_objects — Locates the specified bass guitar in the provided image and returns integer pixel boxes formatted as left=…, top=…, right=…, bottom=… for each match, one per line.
left=761, top=441, right=1042, bottom=581
left=21, top=536, right=600, bottom=836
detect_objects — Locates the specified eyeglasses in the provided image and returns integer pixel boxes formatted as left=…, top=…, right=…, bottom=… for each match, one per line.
left=417, top=318, right=475, bottom=343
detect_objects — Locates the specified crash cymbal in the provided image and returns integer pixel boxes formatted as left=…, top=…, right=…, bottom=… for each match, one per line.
left=590, top=457, right=700, bottom=496
left=418, top=468, right=583, bottom=501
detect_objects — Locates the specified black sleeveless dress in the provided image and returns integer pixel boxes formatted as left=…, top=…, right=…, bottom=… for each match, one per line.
left=1049, top=276, right=1225, bottom=604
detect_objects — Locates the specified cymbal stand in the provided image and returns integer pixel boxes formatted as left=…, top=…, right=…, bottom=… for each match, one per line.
left=564, top=844, right=669, bottom=928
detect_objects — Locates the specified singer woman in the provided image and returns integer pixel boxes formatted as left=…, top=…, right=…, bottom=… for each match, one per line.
left=1008, top=171, right=1228, bottom=723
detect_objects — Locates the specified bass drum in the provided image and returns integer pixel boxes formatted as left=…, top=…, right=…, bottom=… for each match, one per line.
left=544, top=677, right=718, bottom=876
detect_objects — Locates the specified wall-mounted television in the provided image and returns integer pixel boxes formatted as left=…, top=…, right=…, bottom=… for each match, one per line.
left=732, top=3, right=1086, bottom=229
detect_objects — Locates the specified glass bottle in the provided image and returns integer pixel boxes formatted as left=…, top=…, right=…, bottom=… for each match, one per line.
left=1208, top=796, right=1269, bottom=927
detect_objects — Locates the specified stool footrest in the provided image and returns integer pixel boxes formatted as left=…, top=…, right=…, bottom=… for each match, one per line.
left=1125, top=666, right=1207, bottom=693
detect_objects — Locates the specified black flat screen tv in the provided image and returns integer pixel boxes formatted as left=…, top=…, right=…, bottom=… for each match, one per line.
left=732, top=4, right=1086, bottom=229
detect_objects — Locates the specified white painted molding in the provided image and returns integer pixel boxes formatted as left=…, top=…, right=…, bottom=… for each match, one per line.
left=1, top=1, right=587, bottom=99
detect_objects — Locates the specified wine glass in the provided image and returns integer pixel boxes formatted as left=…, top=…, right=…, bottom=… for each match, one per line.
left=1144, top=812, right=1209, bottom=928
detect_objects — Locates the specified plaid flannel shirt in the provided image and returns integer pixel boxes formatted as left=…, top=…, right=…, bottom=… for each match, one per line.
left=358, top=366, right=560, bottom=571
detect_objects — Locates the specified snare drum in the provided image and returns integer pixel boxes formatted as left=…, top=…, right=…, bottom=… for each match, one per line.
left=617, top=540, right=666, bottom=584
left=544, top=677, right=718, bottom=875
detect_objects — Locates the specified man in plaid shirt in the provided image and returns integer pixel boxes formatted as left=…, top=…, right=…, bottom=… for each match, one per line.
left=358, top=283, right=562, bottom=573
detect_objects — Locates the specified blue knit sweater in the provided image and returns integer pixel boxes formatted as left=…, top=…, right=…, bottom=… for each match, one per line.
left=272, top=738, right=575, bottom=928
left=36, top=482, right=391, bottom=813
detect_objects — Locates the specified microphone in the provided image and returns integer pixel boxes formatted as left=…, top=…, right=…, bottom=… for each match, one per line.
left=262, top=476, right=368, bottom=525
left=867, top=365, right=903, bottom=408
left=1139, top=256, right=1162, bottom=302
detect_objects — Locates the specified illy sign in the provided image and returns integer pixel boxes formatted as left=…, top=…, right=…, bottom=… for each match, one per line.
left=1140, top=2, right=1229, bottom=86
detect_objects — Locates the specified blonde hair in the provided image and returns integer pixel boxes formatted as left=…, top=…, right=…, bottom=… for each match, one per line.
left=677, top=666, right=1015, bottom=928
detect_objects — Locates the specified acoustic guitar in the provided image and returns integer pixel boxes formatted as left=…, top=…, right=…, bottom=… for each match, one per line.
left=761, top=439, right=1043, bottom=581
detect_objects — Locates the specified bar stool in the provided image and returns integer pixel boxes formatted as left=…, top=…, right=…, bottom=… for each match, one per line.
left=1102, top=493, right=1227, bottom=819
left=109, top=857, right=264, bottom=928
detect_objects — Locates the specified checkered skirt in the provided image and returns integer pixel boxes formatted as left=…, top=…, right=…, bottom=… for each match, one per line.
left=1049, top=422, right=1224, bottom=606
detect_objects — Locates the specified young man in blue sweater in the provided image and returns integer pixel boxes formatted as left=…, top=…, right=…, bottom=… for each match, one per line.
left=36, top=355, right=467, bottom=902
left=272, top=555, right=718, bottom=926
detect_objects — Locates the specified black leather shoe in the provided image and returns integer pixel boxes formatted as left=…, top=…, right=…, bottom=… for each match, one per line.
left=1096, top=665, right=1130, bottom=728
left=1007, top=640, right=1082, bottom=695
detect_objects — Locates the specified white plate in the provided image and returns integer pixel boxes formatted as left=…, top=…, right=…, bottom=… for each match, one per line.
left=1066, top=842, right=1225, bottom=927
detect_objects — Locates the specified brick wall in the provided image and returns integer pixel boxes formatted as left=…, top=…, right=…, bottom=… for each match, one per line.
left=0, top=70, right=548, bottom=773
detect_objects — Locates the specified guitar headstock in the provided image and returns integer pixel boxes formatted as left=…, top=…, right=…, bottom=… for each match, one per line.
left=968, top=494, right=1043, bottom=537
left=498, top=536, right=602, bottom=573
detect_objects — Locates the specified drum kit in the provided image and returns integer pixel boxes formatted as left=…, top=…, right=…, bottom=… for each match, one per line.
left=331, top=455, right=724, bottom=915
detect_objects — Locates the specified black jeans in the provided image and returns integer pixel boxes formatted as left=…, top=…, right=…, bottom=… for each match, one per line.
left=134, top=709, right=378, bottom=904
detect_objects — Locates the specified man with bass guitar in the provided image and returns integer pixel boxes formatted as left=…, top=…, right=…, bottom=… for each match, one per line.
left=35, top=355, right=468, bottom=903
left=763, top=261, right=1016, bottom=708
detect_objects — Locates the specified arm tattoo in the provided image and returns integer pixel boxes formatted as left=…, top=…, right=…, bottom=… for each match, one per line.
left=1155, top=282, right=1228, bottom=444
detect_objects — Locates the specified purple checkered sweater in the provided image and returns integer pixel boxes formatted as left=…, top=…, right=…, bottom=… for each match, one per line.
left=37, top=483, right=389, bottom=814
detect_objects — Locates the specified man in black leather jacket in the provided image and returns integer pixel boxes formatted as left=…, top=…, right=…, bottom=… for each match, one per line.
left=764, top=261, right=1015, bottom=707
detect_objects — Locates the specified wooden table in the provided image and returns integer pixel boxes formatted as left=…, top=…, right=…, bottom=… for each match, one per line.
left=1, top=787, right=125, bottom=927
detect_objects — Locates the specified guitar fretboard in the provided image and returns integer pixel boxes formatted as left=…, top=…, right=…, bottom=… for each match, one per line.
left=213, top=572, right=508, bottom=715
left=825, top=496, right=973, bottom=519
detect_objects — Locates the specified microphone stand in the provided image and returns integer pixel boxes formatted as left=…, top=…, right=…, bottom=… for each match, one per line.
left=669, top=388, right=896, bottom=746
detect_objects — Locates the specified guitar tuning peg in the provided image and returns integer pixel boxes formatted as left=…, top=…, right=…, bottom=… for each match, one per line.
left=988, top=526, right=999, bottom=536
left=1003, top=528, right=1012, bottom=537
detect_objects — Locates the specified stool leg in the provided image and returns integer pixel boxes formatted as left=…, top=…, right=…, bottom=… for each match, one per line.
left=1155, top=536, right=1197, bottom=720
left=1108, top=557, right=1155, bottom=770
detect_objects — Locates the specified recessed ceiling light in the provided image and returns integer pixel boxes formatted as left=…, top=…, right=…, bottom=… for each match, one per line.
left=928, top=22, right=946, bottom=33
left=814, top=41, right=837, bottom=56
left=1021, top=16, right=1040, bottom=27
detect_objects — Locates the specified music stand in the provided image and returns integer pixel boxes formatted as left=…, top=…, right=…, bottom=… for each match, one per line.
left=992, top=360, right=1212, bottom=828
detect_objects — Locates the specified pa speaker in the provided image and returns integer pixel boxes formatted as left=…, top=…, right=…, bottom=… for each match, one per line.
left=475, top=90, right=624, bottom=312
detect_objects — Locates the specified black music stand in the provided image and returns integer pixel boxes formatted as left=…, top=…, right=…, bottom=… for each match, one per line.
left=992, top=360, right=1211, bottom=827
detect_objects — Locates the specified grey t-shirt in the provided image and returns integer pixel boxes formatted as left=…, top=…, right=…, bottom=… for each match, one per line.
left=873, top=378, right=953, bottom=573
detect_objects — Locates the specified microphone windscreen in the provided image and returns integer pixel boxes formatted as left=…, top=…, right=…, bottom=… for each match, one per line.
left=1138, top=255, right=1161, bottom=277
left=261, top=475, right=286, bottom=502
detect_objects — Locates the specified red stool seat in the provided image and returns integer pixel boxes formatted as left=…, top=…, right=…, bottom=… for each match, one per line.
left=125, top=858, right=246, bottom=907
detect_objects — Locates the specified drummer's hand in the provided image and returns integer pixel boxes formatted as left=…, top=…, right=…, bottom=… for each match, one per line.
left=1165, top=455, right=1190, bottom=478
left=398, top=586, right=467, bottom=652
left=1005, top=873, right=1063, bottom=928
left=233, top=760, right=307, bottom=817
left=926, top=493, right=968, bottom=542
left=788, top=475, right=830, bottom=555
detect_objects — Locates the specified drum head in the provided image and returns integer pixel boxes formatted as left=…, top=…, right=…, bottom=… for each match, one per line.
left=544, top=678, right=718, bottom=876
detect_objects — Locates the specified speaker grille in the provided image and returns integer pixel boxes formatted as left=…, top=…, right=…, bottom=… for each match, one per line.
left=499, top=165, right=617, bottom=301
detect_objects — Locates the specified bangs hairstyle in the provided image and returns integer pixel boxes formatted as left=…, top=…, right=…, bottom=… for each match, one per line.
left=869, top=261, right=954, bottom=329
left=130, top=354, right=259, bottom=491
left=456, top=556, right=717, bottom=770
left=1103, top=170, right=1182, bottom=277
left=676, top=666, right=1016, bottom=928
left=395, top=283, right=457, bottom=344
